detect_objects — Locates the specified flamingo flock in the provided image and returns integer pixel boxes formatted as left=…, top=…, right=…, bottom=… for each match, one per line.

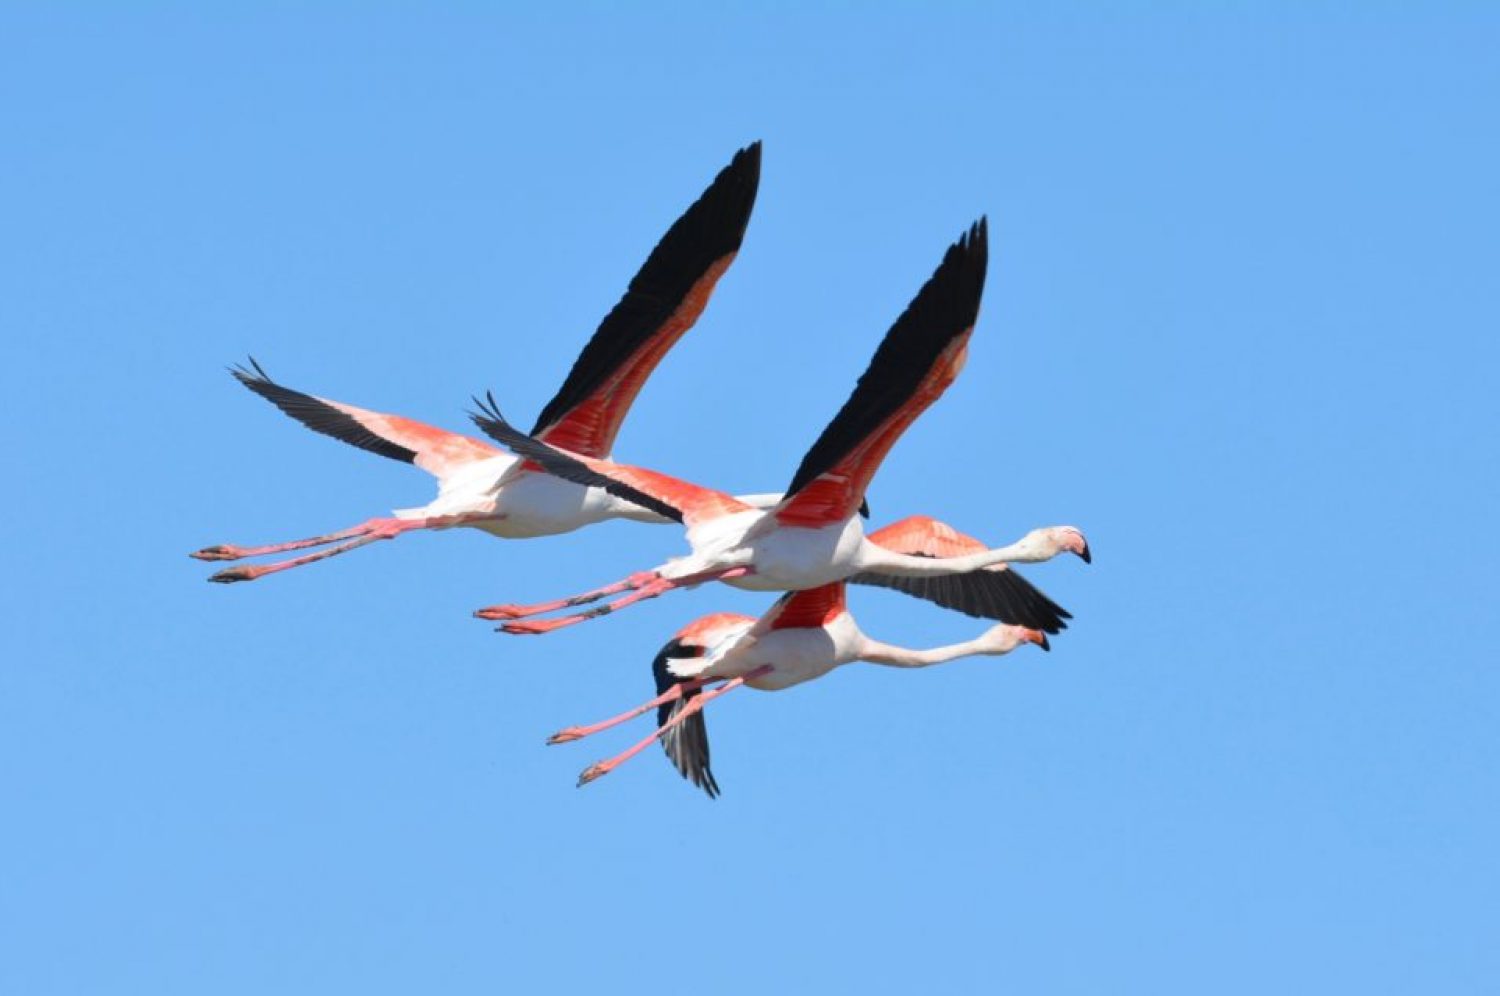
left=195, top=142, right=1090, bottom=797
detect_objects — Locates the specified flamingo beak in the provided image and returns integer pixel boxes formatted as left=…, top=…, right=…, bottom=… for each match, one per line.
left=1022, top=629, right=1050, bottom=652
left=1078, top=542, right=1092, bottom=564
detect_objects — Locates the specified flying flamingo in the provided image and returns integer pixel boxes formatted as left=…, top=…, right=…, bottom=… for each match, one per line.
left=545, top=534, right=1053, bottom=795
left=191, top=142, right=764, bottom=583
left=468, top=217, right=1090, bottom=632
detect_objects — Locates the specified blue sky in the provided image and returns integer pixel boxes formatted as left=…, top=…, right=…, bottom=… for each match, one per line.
left=2, top=5, right=1497, bottom=993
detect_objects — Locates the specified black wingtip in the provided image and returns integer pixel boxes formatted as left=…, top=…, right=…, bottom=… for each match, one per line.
left=967, top=215, right=988, bottom=248
left=467, top=389, right=508, bottom=431
left=707, top=139, right=761, bottom=251
left=954, top=217, right=989, bottom=308
left=733, top=140, right=762, bottom=171
left=526, top=140, right=765, bottom=443
left=782, top=217, right=992, bottom=503
left=652, top=640, right=720, bottom=799
left=729, top=142, right=762, bottom=215
left=229, top=355, right=272, bottom=384
left=471, top=390, right=527, bottom=443
left=223, top=356, right=418, bottom=465
left=848, top=562, right=1071, bottom=634
left=954, top=216, right=989, bottom=309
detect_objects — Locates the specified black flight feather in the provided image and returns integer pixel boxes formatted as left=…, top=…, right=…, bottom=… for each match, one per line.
left=652, top=639, right=719, bottom=799
left=784, top=218, right=988, bottom=501
left=469, top=392, right=684, bottom=523
left=229, top=358, right=418, bottom=465
left=848, top=560, right=1072, bottom=634
left=530, top=142, right=763, bottom=438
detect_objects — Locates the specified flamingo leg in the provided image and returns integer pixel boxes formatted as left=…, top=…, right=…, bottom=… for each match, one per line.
left=575, top=665, right=772, bottom=787
left=545, top=675, right=716, bottom=745
left=191, top=522, right=377, bottom=562
left=208, top=534, right=389, bottom=582
left=495, top=567, right=750, bottom=636
left=201, top=516, right=479, bottom=583
left=474, top=570, right=662, bottom=621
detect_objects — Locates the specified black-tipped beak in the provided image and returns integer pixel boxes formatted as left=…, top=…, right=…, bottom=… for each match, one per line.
left=1038, top=633, right=1051, bottom=652
left=1078, top=543, right=1092, bottom=564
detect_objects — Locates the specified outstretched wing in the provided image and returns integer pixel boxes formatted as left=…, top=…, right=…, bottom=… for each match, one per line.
left=231, top=359, right=499, bottom=480
left=774, top=220, right=988, bottom=528
left=471, top=393, right=749, bottom=526
left=652, top=638, right=719, bottom=799
left=532, top=142, right=762, bottom=458
left=850, top=515, right=1072, bottom=634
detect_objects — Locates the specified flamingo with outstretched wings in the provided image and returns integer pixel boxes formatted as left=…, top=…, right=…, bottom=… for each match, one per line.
left=469, top=219, right=1089, bottom=632
left=192, top=143, right=765, bottom=582
left=543, top=521, right=1054, bottom=795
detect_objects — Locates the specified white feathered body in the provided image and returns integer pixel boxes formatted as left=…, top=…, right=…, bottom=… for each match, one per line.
left=668, top=612, right=867, bottom=692
left=666, top=512, right=869, bottom=591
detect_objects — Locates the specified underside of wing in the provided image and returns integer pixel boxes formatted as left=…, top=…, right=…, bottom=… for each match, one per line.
left=847, top=568, right=1071, bottom=634
left=775, top=219, right=988, bottom=528
left=532, top=142, right=762, bottom=458
left=231, top=359, right=499, bottom=479
left=851, top=514, right=1072, bottom=633
left=652, top=638, right=719, bottom=799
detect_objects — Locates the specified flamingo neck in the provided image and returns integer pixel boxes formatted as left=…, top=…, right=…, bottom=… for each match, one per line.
left=858, top=635, right=990, bottom=668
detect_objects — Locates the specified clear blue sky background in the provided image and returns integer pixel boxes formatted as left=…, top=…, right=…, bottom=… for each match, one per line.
left=3, top=5, right=1496, bottom=993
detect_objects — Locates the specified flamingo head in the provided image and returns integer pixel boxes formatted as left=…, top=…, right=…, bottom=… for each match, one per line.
left=1018, top=525, right=1091, bottom=564
left=979, top=624, right=1051, bottom=655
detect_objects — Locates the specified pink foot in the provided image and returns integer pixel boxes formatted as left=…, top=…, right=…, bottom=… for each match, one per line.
left=577, top=763, right=612, bottom=787
left=208, top=565, right=266, bottom=583
left=191, top=544, right=249, bottom=562
left=498, top=617, right=584, bottom=635
left=547, top=728, right=586, bottom=745
left=474, top=604, right=525, bottom=621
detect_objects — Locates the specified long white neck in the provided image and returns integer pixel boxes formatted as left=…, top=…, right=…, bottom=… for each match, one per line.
left=857, top=535, right=1043, bottom=577
left=858, top=635, right=992, bottom=669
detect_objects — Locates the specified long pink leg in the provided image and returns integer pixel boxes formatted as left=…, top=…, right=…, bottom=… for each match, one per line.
left=575, top=665, right=773, bottom=787
left=545, top=675, right=717, bottom=745
left=496, top=567, right=750, bottom=635
left=208, top=534, right=388, bottom=582
left=474, top=570, right=661, bottom=621
left=203, top=516, right=468, bottom=583
left=191, top=521, right=378, bottom=562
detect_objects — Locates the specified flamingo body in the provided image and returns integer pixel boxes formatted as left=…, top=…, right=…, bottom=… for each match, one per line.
left=723, top=617, right=857, bottom=692
left=442, top=456, right=670, bottom=539
left=653, top=604, right=853, bottom=691
left=662, top=512, right=866, bottom=591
